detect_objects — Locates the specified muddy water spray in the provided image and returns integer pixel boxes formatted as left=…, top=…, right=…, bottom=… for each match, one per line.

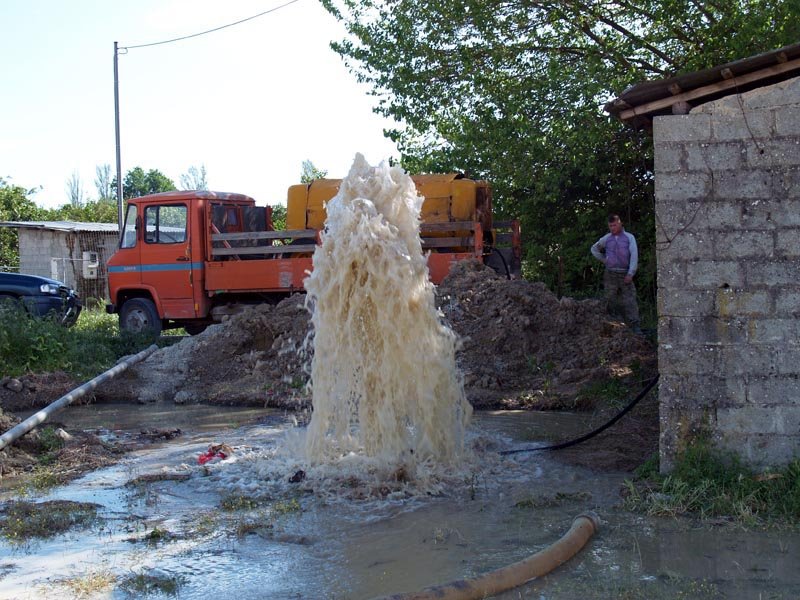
left=301, top=155, right=472, bottom=466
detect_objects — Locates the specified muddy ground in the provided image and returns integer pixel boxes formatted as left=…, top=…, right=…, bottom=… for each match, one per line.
left=0, top=260, right=657, bottom=478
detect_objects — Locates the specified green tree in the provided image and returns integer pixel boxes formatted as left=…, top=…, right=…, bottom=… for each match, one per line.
left=114, top=167, right=177, bottom=199
left=300, top=160, right=328, bottom=183
left=320, top=0, right=800, bottom=306
left=45, top=199, right=119, bottom=224
left=0, top=179, right=44, bottom=269
left=270, top=204, right=287, bottom=230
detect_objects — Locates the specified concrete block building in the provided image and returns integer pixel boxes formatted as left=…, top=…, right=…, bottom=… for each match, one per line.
left=0, top=221, right=120, bottom=303
left=607, top=43, right=800, bottom=470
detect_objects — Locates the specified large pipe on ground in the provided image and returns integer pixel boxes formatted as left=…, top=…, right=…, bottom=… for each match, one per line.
left=373, top=512, right=600, bottom=600
left=0, top=343, right=158, bottom=451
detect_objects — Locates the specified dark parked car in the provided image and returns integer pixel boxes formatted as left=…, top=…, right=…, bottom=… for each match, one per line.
left=0, top=272, right=82, bottom=326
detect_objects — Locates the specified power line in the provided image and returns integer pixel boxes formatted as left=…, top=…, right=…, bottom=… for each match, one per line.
left=121, top=0, right=301, bottom=50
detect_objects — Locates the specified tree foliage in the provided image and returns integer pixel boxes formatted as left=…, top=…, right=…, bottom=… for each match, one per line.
left=115, top=167, right=177, bottom=199
left=270, top=204, right=287, bottom=230
left=300, top=160, right=328, bottom=183
left=320, top=0, right=800, bottom=305
left=50, top=199, right=119, bottom=223
left=0, top=179, right=43, bottom=269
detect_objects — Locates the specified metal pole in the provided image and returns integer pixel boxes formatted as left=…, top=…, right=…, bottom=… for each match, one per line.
left=0, top=344, right=159, bottom=451
left=114, top=41, right=123, bottom=239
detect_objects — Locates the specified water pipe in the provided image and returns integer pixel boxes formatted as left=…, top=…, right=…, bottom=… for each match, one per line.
left=373, top=512, right=600, bottom=600
left=0, top=343, right=158, bottom=451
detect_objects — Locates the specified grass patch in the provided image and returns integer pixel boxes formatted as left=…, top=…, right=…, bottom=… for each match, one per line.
left=119, top=569, right=185, bottom=596
left=36, top=426, right=65, bottom=453
left=59, top=569, right=117, bottom=597
left=14, top=465, right=63, bottom=495
left=273, top=498, right=301, bottom=515
left=577, top=377, right=630, bottom=409
left=625, top=442, right=800, bottom=525
left=0, top=306, right=165, bottom=379
left=142, top=526, right=172, bottom=544
left=220, top=494, right=262, bottom=512
left=0, top=500, right=100, bottom=544
left=33, top=426, right=66, bottom=467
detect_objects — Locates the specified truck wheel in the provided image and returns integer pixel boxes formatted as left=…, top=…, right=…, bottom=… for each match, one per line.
left=119, top=298, right=162, bottom=336
left=183, top=322, right=208, bottom=336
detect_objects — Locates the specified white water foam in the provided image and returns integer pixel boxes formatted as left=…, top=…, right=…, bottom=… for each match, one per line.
left=298, top=155, right=472, bottom=473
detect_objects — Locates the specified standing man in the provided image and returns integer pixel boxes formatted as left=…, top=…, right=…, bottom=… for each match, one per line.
left=591, top=213, right=641, bottom=333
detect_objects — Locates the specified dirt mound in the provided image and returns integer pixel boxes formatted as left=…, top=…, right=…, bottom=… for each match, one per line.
left=0, top=372, right=80, bottom=412
left=100, top=295, right=312, bottom=408
left=99, top=261, right=654, bottom=414
left=438, top=260, right=655, bottom=409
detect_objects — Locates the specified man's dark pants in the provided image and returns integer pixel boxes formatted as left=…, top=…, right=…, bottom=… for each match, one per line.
left=603, top=270, right=640, bottom=330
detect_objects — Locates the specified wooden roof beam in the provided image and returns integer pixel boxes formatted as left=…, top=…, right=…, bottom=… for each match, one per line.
left=619, top=56, right=800, bottom=121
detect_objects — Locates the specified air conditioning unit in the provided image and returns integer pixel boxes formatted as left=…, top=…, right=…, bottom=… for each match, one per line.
left=82, top=251, right=99, bottom=279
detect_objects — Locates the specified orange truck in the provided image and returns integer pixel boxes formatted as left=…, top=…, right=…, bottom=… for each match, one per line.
left=106, top=174, right=520, bottom=334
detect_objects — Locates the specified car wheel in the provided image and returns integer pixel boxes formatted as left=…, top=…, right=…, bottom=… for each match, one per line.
left=119, top=298, right=162, bottom=336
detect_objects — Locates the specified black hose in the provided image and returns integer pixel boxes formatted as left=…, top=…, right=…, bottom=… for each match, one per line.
left=489, top=247, right=512, bottom=280
left=499, top=374, right=660, bottom=456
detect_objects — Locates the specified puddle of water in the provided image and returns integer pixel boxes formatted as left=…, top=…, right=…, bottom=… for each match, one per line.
left=1, top=410, right=798, bottom=600
left=17, top=401, right=279, bottom=434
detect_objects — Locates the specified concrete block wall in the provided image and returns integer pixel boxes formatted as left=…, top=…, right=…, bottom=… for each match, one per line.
left=19, top=230, right=72, bottom=283
left=654, top=76, right=800, bottom=471
left=18, top=229, right=117, bottom=301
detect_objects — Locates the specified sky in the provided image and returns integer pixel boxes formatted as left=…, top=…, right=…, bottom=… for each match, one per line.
left=0, top=0, right=399, bottom=209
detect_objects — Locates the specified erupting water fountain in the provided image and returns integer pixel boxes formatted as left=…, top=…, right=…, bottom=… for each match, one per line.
left=300, top=154, right=472, bottom=469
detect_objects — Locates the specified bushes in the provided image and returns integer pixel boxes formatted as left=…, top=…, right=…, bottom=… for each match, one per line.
left=0, top=305, right=153, bottom=379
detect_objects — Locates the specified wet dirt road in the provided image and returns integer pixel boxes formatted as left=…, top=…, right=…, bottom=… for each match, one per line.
left=1, top=404, right=798, bottom=599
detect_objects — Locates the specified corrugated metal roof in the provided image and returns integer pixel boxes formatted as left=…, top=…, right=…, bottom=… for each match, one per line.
left=605, top=42, right=800, bottom=128
left=0, top=220, right=120, bottom=233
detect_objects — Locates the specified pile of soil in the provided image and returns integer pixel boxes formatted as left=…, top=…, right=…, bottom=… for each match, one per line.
left=438, top=261, right=656, bottom=409
left=100, top=260, right=655, bottom=414
left=0, top=372, right=80, bottom=412
left=100, top=294, right=313, bottom=408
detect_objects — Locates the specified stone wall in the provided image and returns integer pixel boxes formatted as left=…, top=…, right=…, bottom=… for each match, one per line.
left=654, top=76, right=800, bottom=471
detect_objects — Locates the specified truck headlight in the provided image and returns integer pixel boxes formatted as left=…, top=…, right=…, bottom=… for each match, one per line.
left=39, top=283, right=60, bottom=294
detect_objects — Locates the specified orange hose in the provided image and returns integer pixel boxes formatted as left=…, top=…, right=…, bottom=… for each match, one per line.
left=373, top=512, right=600, bottom=600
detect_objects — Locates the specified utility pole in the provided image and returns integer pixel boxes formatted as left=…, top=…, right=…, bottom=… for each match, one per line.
left=113, top=42, right=123, bottom=237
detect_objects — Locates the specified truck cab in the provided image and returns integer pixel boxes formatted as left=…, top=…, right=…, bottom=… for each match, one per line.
left=107, top=190, right=311, bottom=335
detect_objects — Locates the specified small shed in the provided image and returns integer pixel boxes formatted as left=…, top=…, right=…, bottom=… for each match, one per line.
left=0, top=221, right=120, bottom=302
left=606, top=42, right=800, bottom=471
